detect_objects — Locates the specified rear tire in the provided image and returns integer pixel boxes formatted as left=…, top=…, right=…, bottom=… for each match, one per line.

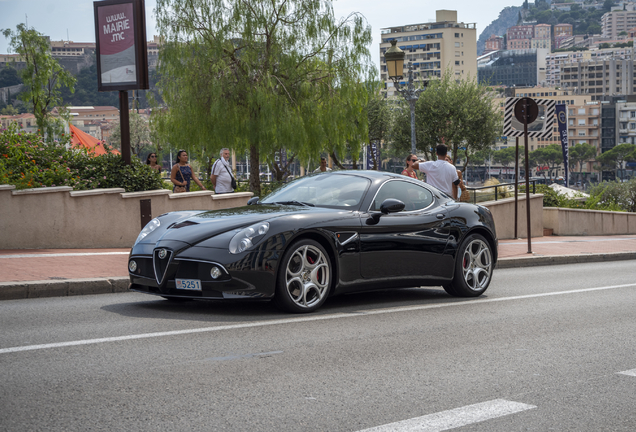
left=445, top=234, right=493, bottom=297
left=273, top=239, right=332, bottom=313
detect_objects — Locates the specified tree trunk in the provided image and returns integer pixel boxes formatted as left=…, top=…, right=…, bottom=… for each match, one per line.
left=330, top=152, right=346, bottom=170
left=249, top=144, right=261, bottom=196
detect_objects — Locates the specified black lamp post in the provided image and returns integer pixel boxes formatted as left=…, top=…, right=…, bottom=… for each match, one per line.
left=385, top=39, right=424, bottom=155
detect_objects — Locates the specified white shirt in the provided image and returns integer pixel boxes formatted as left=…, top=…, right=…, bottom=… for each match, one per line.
left=212, top=158, right=234, bottom=193
left=418, top=159, right=459, bottom=197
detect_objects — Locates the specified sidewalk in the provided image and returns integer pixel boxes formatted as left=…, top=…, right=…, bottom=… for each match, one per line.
left=1, top=235, right=636, bottom=300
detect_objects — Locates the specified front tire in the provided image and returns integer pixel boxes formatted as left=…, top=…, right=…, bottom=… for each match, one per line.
left=273, top=239, right=332, bottom=313
left=444, top=234, right=493, bottom=297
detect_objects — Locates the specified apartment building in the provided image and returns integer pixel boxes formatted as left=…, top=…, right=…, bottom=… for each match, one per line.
left=50, top=41, right=96, bottom=57
left=560, top=57, right=635, bottom=100
left=554, top=23, right=573, bottom=49
left=478, top=48, right=549, bottom=87
left=484, top=35, right=504, bottom=53
left=494, top=88, right=600, bottom=153
left=601, top=6, right=636, bottom=39
left=0, top=113, right=38, bottom=134
left=545, top=47, right=634, bottom=94
left=506, top=24, right=551, bottom=51
left=379, top=10, right=477, bottom=96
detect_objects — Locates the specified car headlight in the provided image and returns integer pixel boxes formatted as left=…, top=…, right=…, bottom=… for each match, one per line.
left=134, top=218, right=161, bottom=245
left=229, top=222, right=269, bottom=254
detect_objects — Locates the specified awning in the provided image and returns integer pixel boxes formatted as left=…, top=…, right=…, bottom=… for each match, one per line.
left=69, top=124, right=119, bottom=156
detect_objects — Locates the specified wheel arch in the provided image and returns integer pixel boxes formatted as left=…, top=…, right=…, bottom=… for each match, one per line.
left=279, top=230, right=339, bottom=296
left=463, top=227, right=498, bottom=264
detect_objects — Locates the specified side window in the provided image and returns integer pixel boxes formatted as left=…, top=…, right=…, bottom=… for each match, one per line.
left=371, top=181, right=434, bottom=212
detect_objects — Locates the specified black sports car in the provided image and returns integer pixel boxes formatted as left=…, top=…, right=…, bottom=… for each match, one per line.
left=128, top=170, right=497, bottom=313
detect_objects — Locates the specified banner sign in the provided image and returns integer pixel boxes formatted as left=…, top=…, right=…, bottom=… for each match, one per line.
left=366, top=143, right=379, bottom=170
left=555, top=104, right=569, bottom=187
left=503, top=97, right=556, bottom=138
left=94, top=0, right=149, bottom=91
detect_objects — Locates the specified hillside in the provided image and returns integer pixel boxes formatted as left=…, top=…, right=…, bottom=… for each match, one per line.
left=477, top=6, right=522, bottom=54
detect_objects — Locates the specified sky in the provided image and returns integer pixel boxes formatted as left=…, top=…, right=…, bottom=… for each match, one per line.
left=0, top=0, right=522, bottom=68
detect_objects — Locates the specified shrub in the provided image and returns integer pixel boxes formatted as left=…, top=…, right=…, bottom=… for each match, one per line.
left=0, top=125, right=164, bottom=192
left=588, top=180, right=636, bottom=213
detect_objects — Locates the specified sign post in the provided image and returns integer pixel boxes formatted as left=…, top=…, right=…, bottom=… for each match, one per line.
left=94, top=0, right=149, bottom=164
left=503, top=97, right=555, bottom=250
left=514, top=98, right=538, bottom=254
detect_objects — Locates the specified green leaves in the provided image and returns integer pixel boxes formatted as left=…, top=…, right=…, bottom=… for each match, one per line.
left=3, top=24, right=76, bottom=141
left=410, top=73, right=502, bottom=163
left=0, top=126, right=163, bottom=191
left=153, top=0, right=373, bottom=194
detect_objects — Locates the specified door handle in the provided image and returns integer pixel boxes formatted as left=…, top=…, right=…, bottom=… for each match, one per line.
left=436, top=213, right=445, bottom=220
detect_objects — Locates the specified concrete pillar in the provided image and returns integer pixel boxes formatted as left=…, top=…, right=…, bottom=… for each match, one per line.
left=231, top=149, right=236, bottom=171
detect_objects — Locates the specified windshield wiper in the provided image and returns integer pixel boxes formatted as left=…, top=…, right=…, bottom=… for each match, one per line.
left=273, top=200, right=315, bottom=207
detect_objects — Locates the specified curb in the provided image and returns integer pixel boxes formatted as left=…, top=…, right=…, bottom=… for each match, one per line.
left=0, top=277, right=129, bottom=301
left=496, top=251, right=636, bottom=269
left=1, top=252, right=635, bottom=301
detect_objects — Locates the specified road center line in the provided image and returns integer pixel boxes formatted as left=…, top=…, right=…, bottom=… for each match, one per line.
left=355, top=399, right=536, bottom=432
left=1, top=283, right=635, bottom=355
left=617, top=369, right=636, bottom=377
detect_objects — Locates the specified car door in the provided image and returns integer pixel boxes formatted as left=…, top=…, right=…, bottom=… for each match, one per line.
left=358, top=180, right=451, bottom=280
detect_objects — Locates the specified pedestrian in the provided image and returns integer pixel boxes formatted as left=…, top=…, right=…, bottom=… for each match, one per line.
left=412, top=144, right=460, bottom=199
left=146, top=152, right=162, bottom=173
left=210, top=148, right=236, bottom=194
left=401, top=154, right=419, bottom=180
left=170, top=150, right=207, bottom=193
left=446, top=155, right=469, bottom=202
left=314, top=157, right=332, bottom=173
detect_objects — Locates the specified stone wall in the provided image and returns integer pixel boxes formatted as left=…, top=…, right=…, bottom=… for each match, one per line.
left=480, top=194, right=545, bottom=240
left=544, top=207, right=636, bottom=235
left=0, top=185, right=253, bottom=249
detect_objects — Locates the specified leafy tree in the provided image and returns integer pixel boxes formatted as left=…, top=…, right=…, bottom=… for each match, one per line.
left=493, top=146, right=516, bottom=168
left=2, top=24, right=76, bottom=139
left=596, top=143, right=636, bottom=178
left=414, top=73, right=502, bottom=170
left=59, top=62, right=119, bottom=107
left=529, top=144, right=563, bottom=180
left=568, top=142, right=596, bottom=175
left=1, top=105, right=19, bottom=115
left=0, top=66, right=21, bottom=87
left=109, top=112, right=152, bottom=156
left=153, top=0, right=372, bottom=195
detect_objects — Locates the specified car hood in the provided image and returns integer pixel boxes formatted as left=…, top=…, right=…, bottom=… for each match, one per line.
left=155, top=205, right=342, bottom=245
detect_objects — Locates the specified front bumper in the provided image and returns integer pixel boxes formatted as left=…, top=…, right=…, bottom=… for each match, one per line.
left=128, top=245, right=280, bottom=299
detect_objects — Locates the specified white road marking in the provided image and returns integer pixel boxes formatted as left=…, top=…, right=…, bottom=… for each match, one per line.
left=356, top=399, right=536, bottom=432
left=617, top=369, right=636, bottom=377
left=1, top=283, right=635, bottom=355
left=0, top=252, right=129, bottom=259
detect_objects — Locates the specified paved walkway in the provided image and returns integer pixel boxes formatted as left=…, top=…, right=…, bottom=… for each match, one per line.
left=1, top=234, right=635, bottom=300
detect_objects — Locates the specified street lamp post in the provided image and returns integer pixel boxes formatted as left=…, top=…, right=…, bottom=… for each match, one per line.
left=385, top=40, right=425, bottom=155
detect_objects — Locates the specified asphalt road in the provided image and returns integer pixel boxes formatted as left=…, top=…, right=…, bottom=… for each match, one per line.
left=1, top=261, right=636, bottom=432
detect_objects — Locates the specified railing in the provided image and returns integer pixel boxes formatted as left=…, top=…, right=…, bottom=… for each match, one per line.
left=465, top=181, right=537, bottom=204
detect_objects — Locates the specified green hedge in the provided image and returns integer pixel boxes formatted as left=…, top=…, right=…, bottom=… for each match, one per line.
left=0, top=124, right=163, bottom=192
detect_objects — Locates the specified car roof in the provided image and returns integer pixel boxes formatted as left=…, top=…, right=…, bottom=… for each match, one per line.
left=315, top=170, right=403, bottom=180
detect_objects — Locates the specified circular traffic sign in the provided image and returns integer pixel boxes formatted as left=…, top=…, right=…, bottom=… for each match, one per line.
left=514, top=97, right=539, bottom=124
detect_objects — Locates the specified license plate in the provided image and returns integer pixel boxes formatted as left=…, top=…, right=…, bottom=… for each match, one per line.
left=176, top=279, right=202, bottom=291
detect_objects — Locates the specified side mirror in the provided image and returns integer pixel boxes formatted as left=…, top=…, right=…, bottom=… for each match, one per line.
left=366, top=199, right=405, bottom=225
left=247, top=196, right=260, bottom=205
left=380, top=198, right=405, bottom=214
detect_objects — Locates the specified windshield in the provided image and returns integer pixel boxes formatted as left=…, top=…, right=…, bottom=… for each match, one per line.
left=261, top=174, right=371, bottom=209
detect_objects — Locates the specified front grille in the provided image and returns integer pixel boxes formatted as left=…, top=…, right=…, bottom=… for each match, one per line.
left=153, top=248, right=174, bottom=285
